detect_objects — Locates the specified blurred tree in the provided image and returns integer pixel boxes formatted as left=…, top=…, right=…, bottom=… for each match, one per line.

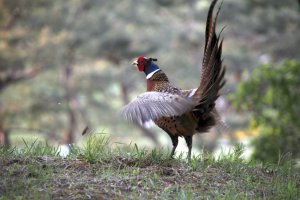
left=231, top=60, right=300, bottom=163
left=0, top=0, right=55, bottom=146
left=1, top=0, right=185, bottom=145
left=1, top=0, right=300, bottom=149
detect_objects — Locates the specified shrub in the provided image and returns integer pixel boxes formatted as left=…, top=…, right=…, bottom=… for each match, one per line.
left=231, top=60, right=300, bottom=163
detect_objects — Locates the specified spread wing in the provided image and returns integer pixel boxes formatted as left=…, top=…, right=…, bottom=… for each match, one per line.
left=193, top=0, right=226, bottom=115
left=121, top=91, right=195, bottom=125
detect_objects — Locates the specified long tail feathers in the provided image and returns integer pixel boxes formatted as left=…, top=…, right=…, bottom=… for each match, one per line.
left=193, top=0, right=226, bottom=115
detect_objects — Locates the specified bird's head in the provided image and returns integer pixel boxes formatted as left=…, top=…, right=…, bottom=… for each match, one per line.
left=132, top=56, right=160, bottom=79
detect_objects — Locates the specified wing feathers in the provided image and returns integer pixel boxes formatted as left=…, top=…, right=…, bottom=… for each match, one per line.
left=122, top=92, right=195, bottom=125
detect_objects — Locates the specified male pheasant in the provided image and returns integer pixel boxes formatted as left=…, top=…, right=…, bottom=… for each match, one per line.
left=122, top=0, right=225, bottom=161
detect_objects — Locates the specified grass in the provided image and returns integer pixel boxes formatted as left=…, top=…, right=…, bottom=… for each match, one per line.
left=0, top=134, right=299, bottom=200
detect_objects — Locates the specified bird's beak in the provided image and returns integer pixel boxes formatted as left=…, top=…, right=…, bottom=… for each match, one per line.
left=132, top=59, right=138, bottom=70
left=132, top=60, right=138, bottom=66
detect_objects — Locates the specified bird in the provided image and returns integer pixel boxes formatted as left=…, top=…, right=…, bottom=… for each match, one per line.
left=122, top=0, right=225, bottom=161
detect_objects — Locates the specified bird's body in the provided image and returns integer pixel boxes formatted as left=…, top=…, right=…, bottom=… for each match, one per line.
left=122, top=0, right=225, bottom=160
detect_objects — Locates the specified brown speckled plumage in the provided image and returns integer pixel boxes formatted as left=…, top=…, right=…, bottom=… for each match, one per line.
left=122, top=0, right=225, bottom=161
left=148, top=71, right=180, bottom=94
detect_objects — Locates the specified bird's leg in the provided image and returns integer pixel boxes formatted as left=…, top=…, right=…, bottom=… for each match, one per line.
left=169, top=134, right=178, bottom=159
left=184, top=136, right=193, bottom=162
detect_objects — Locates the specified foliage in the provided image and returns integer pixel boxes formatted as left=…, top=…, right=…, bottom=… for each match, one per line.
left=231, top=60, right=300, bottom=163
left=0, top=140, right=299, bottom=199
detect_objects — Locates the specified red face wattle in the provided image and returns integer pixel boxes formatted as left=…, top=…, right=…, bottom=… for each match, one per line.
left=136, top=56, right=147, bottom=72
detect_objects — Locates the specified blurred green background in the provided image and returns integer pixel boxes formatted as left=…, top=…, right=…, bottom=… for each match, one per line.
left=1, top=0, right=299, bottom=163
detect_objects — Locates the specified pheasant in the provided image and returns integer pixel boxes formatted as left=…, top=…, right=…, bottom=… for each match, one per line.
left=122, top=0, right=225, bottom=161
